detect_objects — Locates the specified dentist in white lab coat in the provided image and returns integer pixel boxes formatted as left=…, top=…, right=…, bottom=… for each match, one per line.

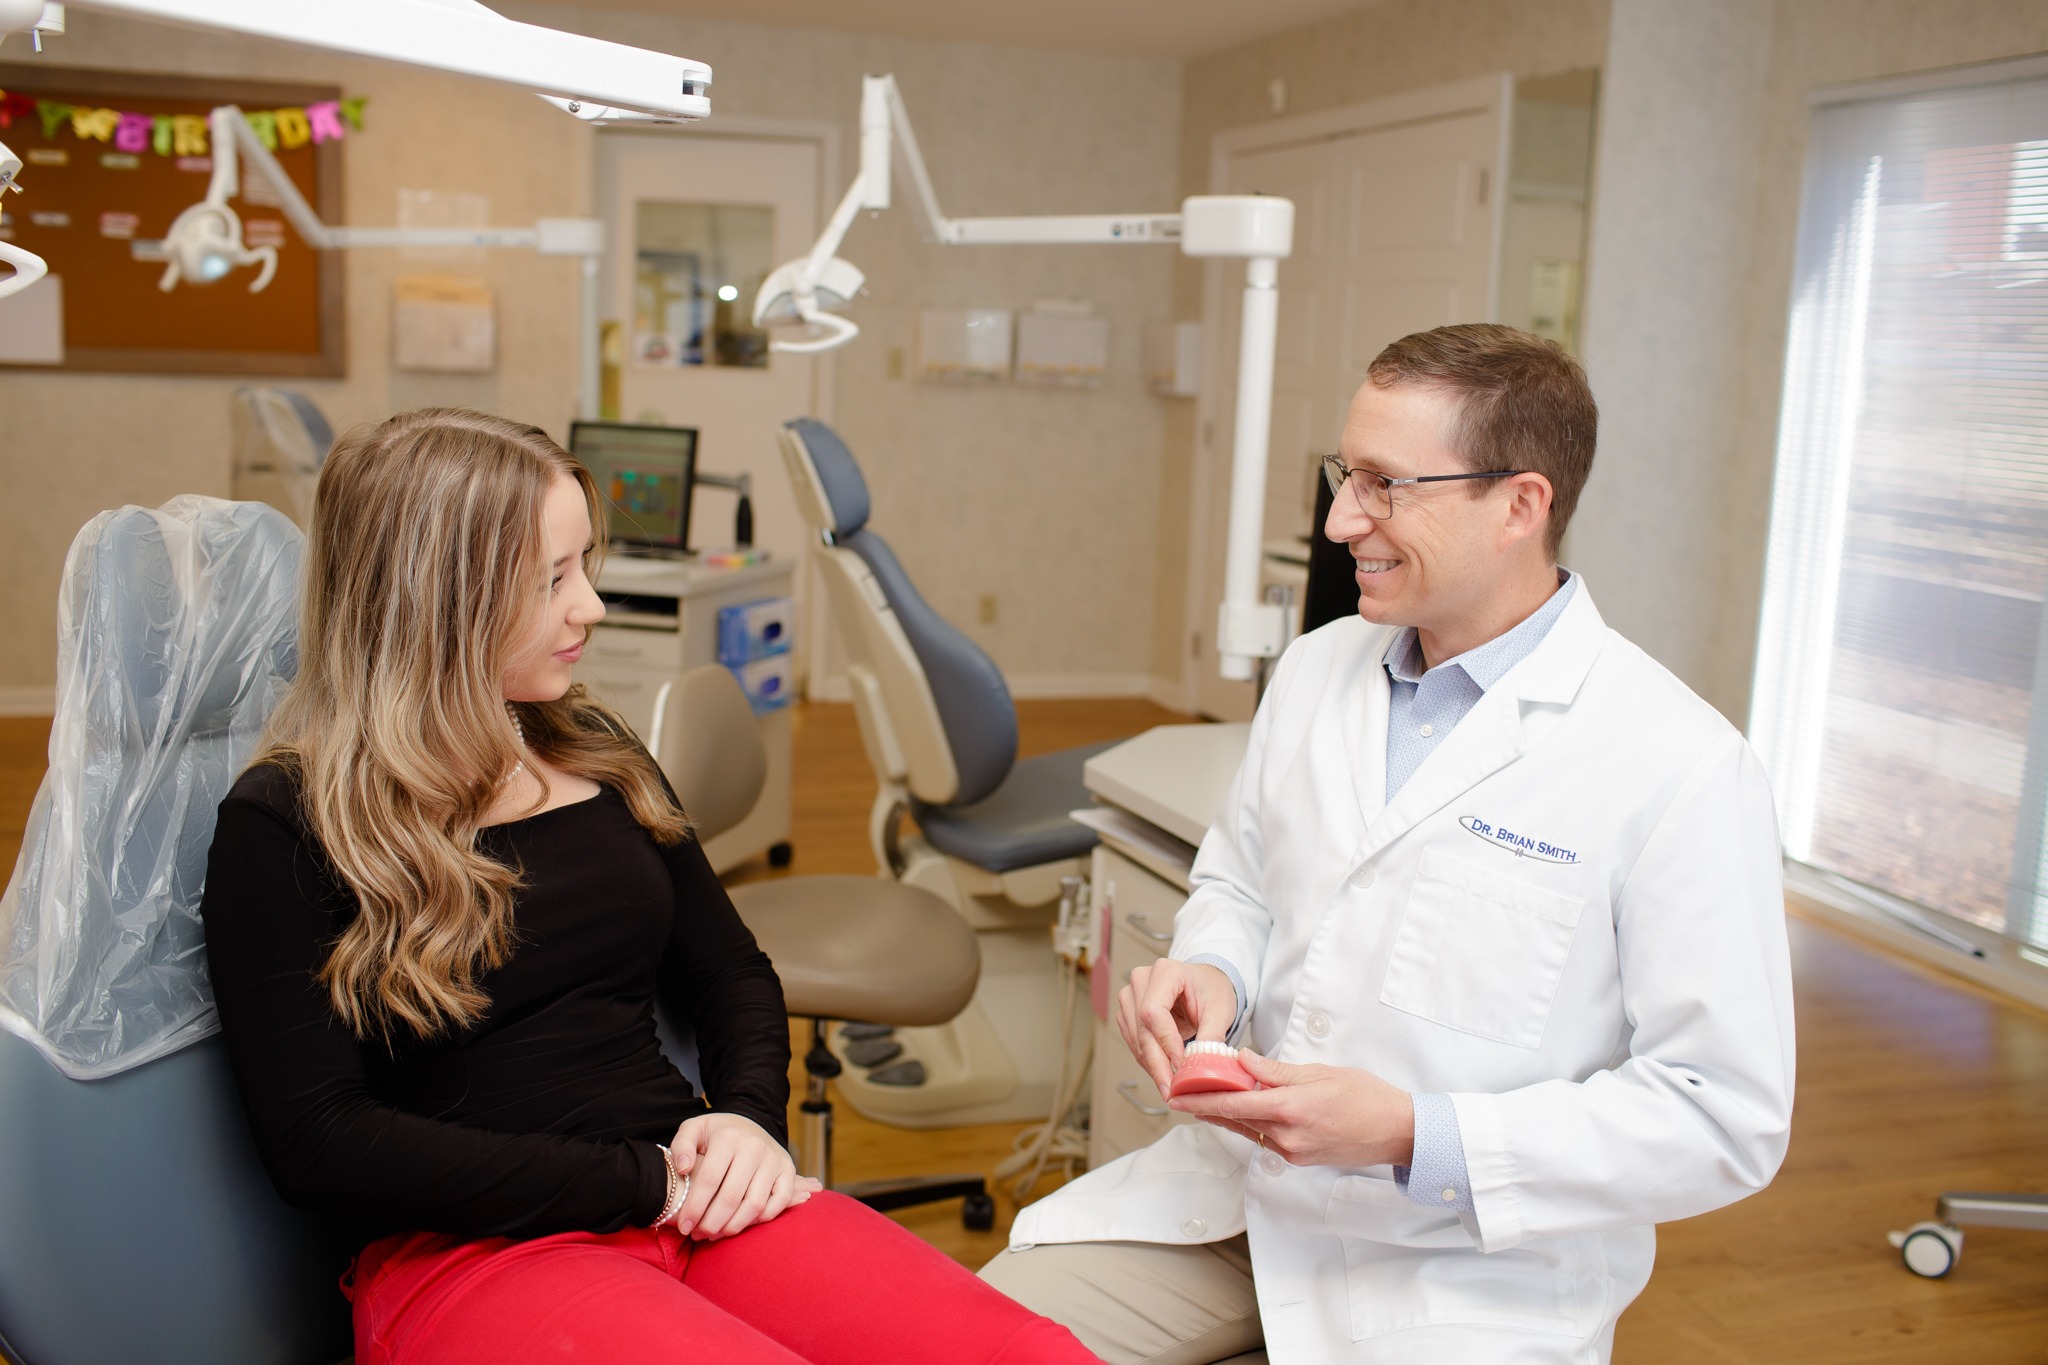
left=982, top=324, right=1795, bottom=1365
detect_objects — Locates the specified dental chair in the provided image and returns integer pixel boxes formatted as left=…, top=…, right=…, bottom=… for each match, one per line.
left=0, top=497, right=351, bottom=1365
left=0, top=498, right=719, bottom=1365
left=776, top=418, right=1114, bottom=1128
left=230, top=386, right=333, bottom=530
left=655, top=664, right=994, bottom=1228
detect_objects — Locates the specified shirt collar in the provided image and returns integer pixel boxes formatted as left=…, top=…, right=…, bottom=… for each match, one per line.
left=1383, top=568, right=1578, bottom=692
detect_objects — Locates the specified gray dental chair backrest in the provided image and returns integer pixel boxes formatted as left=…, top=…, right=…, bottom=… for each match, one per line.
left=779, top=418, right=1018, bottom=808
left=230, top=387, right=333, bottom=531
left=0, top=498, right=351, bottom=1365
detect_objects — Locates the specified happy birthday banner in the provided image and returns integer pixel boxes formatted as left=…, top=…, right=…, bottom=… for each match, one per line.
left=0, top=92, right=367, bottom=155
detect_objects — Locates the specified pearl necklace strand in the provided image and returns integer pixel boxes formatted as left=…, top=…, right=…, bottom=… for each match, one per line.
left=505, top=705, right=527, bottom=786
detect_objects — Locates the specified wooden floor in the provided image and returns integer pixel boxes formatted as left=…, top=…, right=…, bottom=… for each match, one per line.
left=4, top=701, right=2047, bottom=1360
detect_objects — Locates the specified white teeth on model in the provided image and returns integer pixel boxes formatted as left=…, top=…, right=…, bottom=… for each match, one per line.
left=1355, top=559, right=1398, bottom=573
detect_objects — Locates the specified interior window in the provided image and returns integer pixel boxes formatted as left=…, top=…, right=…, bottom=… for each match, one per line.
left=632, top=200, right=773, bottom=368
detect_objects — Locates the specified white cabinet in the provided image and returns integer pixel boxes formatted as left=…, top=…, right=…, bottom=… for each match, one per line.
left=578, top=556, right=795, bottom=875
left=1079, top=724, right=1252, bottom=1169
left=1087, top=843, right=1196, bottom=1168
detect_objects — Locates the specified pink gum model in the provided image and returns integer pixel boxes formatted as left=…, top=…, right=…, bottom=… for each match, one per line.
left=1169, top=1040, right=1260, bottom=1097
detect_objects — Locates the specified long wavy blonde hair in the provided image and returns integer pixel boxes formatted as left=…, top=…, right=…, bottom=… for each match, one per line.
left=257, top=407, right=688, bottom=1044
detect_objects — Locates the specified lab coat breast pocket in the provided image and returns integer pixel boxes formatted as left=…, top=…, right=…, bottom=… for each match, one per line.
left=1378, top=848, right=1585, bottom=1048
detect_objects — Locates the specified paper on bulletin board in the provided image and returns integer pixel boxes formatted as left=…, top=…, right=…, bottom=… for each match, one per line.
left=392, top=273, right=495, bottom=373
left=0, top=273, right=65, bottom=365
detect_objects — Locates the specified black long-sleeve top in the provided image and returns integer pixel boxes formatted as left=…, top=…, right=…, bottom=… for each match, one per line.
left=199, top=762, right=790, bottom=1246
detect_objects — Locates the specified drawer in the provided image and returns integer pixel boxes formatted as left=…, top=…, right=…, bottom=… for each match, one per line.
left=585, top=627, right=683, bottom=669
left=1101, top=849, right=1186, bottom=975
left=574, top=665, right=663, bottom=740
left=1090, top=1013, right=1190, bottom=1163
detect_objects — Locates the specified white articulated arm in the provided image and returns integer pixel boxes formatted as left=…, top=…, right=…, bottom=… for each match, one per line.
left=753, top=74, right=1183, bottom=352
left=65, top=0, right=711, bottom=120
left=155, top=106, right=603, bottom=296
left=0, top=0, right=706, bottom=321
left=751, top=74, right=1299, bottom=682
left=0, top=140, right=44, bottom=302
left=155, top=104, right=605, bottom=415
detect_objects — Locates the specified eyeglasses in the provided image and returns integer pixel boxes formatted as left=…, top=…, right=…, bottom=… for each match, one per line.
left=1320, top=454, right=1522, bottom=521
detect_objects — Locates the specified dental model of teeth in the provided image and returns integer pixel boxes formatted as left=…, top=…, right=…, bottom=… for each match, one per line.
left=1168, top=1040, right=1260, bottom=1097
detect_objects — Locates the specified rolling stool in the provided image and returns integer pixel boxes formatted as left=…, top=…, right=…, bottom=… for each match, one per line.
left=655, top=665, right=996, bottom=1230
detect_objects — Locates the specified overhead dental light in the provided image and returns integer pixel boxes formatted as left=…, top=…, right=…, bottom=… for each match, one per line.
left=0, top=141, right=44, bottom=300
left=143, top=104, right=609, bottom=415
left=156, top=115, right=277, bottom=293
left=754, top=74, right=1296, bottom=681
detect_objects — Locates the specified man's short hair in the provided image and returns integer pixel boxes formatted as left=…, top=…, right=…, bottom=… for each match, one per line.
left=1366, top=323, right=1596, bottom=556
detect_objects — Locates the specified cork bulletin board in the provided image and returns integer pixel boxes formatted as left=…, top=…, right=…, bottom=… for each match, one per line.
left=0, top=65, right=346, bottom=376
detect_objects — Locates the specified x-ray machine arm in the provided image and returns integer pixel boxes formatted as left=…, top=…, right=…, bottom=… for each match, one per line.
left=753, top=74, right=1293, bottom=681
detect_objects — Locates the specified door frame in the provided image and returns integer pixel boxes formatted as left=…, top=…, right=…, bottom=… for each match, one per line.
left=1177, top=73, right=1513, bottom=711
left=593, top=113, right=844, bottom=699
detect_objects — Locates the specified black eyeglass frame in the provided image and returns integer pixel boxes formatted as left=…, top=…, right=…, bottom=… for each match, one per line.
left=1320, top=454, right=1525, bottom=520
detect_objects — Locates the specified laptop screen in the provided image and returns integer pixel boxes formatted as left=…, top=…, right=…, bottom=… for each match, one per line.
left=569, top=421, right=698, bottom=553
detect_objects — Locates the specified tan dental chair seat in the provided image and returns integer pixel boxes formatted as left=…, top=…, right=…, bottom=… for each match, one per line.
left=731, top=876, right=977, bottom=1028
left=655, top=664, right=995, bottom=1227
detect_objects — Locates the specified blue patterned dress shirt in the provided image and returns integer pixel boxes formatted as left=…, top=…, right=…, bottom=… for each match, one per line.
left=1190, top=569, right=1577, bottom=1219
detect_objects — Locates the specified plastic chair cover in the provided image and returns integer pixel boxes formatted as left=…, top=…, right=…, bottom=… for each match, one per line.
left=0, top=496, right=303, bottom=1079
left=229, top=386, right=331, bottom=529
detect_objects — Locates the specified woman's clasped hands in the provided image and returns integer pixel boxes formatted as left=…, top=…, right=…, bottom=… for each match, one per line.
left=666, top=1112, right=823, bottom=1240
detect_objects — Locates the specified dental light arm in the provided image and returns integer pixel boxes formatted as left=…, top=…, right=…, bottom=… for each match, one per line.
left=755, top=75, right=1185, bottom=355
left=0, top=0, right=711, bottom=316
left=753, top=73, right=1294, bottom=681
left=160, top=105, right=606, bottom=417
left=0, top=140, right=47, bottom=301
left=6, top=1, right=710, bottom=121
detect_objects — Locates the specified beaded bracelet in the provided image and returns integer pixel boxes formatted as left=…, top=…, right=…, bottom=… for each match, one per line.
left=653, top=1145, right=692, bottom=1228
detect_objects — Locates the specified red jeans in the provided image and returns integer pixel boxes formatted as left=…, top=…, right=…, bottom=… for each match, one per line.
left=345, top=1191, right=1096, bottom=1364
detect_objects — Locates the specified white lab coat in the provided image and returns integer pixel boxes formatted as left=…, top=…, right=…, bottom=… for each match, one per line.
left=1010, top=585, right=1795, bottom=1364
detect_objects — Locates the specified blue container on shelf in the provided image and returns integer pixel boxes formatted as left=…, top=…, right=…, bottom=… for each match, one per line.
left=729, top=654, right=794, bottom=714
left=717, top=596, right=795, bottom=665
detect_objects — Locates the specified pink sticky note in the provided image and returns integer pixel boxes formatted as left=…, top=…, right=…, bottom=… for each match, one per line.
left=307, top=100, right=346, bottom=145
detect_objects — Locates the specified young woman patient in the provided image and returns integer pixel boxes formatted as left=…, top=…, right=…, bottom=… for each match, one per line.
left=200, top=408, right=1094, bottom=1365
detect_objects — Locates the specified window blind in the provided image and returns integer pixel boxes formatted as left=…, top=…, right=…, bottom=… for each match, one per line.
left=1752, top=65, right=2048, bottom=950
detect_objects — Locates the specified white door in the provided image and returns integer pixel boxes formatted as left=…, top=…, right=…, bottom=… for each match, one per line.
left=1187, top=75, right=1512, bottom=720
left=596, top=131, right=827, bottom=662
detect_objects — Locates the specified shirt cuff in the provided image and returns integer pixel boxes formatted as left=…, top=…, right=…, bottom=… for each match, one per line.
left=1182, top=953, right=1247, bottom=1040
left=1393, top=1092, right=1474, bottom=1214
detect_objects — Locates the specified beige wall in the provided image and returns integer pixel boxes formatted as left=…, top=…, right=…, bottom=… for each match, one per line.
left=1150, top=0, right=1612, bottom=699
left=1578, top=0, right=2048, bottom=724
left=0, top=4, right=1180, bottom=705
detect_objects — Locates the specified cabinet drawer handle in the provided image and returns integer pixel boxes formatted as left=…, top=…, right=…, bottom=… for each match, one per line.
left=1116, top=1081, right=1171, bottom=1117
left=603, top=680, right=645, bottom=694
left=1125, top=912, right=1173, bottom=943
left=599, top=641, right=644, bottom=659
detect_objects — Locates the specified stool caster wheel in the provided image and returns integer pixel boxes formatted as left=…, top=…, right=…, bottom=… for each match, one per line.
left=768, top=842, right=794, bottom=869
left=1889, top=1222, right=1962, bottom=1277
left=962, top=1191, right=995, bottom=1232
